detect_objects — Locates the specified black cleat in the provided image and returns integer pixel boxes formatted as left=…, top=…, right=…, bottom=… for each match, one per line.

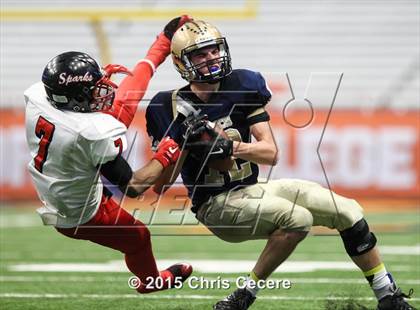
left=377, top=288, right=416, bottom=310
left=213, top=288, right=256, bottom=310
left=166, top=263, right=193, bottom=282
left=137, top=263, right=192, bottom=293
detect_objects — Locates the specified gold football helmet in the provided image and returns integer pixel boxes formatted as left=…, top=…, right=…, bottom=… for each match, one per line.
left=171, top=20, right=232, bottom=83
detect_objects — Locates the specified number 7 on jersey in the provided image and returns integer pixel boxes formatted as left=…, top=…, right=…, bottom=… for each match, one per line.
left=34, top=116, right=55, bottom=173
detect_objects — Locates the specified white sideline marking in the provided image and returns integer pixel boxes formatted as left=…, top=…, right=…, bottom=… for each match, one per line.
left=0, top=215, right=40, bottom=227
left=293, top=278, right=420, bottom=285
left=9, top=260, right=359, bottom=273
left=1, top=275, right=419, bottom=285
left=380, top=245, right=420, bottom=255
left=1, top=293, right=419, bottom=301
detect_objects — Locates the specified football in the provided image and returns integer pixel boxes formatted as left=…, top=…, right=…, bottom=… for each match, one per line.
left=202, top=124, right=234, bottom=172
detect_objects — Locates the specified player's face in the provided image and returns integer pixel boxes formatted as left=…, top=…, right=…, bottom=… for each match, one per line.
left=189, top=45, right=221, bottom=76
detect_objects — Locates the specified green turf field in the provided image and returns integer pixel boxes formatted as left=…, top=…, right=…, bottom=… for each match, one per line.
left=0, top=206, right=419, bottom=310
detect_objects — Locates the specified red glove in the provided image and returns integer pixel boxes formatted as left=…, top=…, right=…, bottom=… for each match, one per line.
left=103, top=16, right=193, bottom=128
left=145, top=15, right=193, bottom=69
left=153, top=137, right=180, bottom=168
left=163, top=15, right=193, bottom=40
left=100, top=64, right=133, bottom=88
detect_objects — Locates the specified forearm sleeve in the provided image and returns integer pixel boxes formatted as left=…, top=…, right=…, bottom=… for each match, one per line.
left=100, top=154, right=133, bottom=191
left=105, top=61, right=154, bottom=128
left=104, top=34, right=170, bottom=128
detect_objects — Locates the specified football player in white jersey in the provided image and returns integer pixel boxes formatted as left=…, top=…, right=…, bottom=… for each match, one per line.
left=25, top=16, right=193, bottom=294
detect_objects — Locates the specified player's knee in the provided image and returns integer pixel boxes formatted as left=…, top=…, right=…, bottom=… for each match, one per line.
left=335, top=198, right=364, bottom=231
left=283, top=206, right=313, bottom=232
left=282, top=230, right=308, bottom=244
left=339, top=218, right=377, bottom=257
left=267, top=228, right=308, bottom=252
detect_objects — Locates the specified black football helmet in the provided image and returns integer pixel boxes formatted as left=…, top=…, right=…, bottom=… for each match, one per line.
left=42, top=51, right=128, bottom=112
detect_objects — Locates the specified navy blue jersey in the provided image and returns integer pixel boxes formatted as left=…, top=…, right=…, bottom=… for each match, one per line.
left=146, top=69, right=272, bottom=210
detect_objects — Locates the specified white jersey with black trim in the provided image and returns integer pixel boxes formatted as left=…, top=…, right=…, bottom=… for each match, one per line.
left=24, top=82, right=128, bottom=228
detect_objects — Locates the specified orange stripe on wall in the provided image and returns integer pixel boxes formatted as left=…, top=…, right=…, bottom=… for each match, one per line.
left=1, top=109, right=419, bottom=201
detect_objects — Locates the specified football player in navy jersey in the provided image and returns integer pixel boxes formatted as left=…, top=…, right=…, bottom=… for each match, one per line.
left=145, top=21, right=415, bottom=310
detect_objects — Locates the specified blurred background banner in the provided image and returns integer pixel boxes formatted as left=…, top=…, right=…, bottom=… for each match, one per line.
left=1, top=0, right=419, bottom=202
left=1, top=109, right=419, bottom=200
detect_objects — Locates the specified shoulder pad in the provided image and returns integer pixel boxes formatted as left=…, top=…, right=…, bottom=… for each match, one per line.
left=24, top=82, right=48, bottom=106
left=147, top=90, right=176, bottom=118
left=231, top=69, right=264, bottom=91
left=80, top=113, right=127, bottom=141
left=148, top=91, right=173, bottom=108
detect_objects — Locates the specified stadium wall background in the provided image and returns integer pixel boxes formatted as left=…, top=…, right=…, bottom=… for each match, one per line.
left=1, top=109, right=418, bottom=200
left=1, top=0, right=419, bottom=201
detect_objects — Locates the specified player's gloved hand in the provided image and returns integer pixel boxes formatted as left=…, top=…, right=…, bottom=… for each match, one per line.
left=153, top=137, right=180, bottom=168
left=163, top=15, right=193, bottom=40
left=145, top=15, right=193, bottom=69
left=182, top=114, right=215, bottom=143
left=102, top=64, right=133, bottom=78
left=185, top=137, right=233, bottom=161
left=100, top=64, right=133, bottom=88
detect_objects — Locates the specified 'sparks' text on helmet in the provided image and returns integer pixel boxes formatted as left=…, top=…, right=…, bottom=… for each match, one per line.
left=42, top=51, right=125, bottom=112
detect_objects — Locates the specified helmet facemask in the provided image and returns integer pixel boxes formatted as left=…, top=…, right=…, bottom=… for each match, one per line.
left=47, top=79, right=115, bottom=113
left=181, top=38, right=232, bottom=83
left=88, top=63, right=132, bottom=112
left=171, top=21, right=232, bottom=83
left=90, top=77, right=116, bottom=111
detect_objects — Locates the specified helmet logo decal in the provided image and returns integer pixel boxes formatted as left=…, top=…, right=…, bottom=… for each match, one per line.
left=51, top=94, right=68, bottom=103
left=58, top=72, right=94, bottom=86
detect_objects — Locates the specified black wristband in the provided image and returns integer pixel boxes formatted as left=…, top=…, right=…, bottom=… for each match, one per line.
left=100, top=154, right=133, bottom=189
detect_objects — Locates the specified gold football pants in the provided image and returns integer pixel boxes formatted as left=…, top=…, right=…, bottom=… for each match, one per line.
left=196, top=179, right=364, bottom=242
